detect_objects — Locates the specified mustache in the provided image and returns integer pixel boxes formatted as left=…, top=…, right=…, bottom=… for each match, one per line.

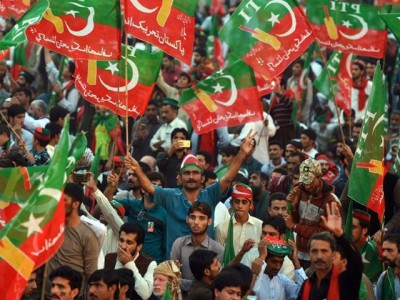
left=50, top=296, right=60, bottom=300
left=314, top=259, right=326, bottom=264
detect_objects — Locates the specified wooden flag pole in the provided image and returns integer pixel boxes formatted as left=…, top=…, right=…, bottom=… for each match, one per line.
left=0, top=110, right=29, bottom=154
left=124, top=35, right=130, bottom=154
left=315, top=42, right=346, bottom=146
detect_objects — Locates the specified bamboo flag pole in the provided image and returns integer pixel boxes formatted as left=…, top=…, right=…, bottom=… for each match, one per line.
left=0, top=110, right=29, bottom=154
left=124, top=35, right=130, bottom=155
left=315, top=43, right=346, bottom=145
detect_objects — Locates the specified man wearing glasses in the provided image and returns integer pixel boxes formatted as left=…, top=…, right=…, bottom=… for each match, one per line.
left=215, top=183, right=262, bottom=255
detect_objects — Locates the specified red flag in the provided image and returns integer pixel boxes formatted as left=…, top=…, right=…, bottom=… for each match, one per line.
left=255, top=72, right=281, bottom=97
left=0, top=0, right=30, bottom=20
left=124, top=0, right=198, bottom=65
left=179, top=60, right=263, bottom=134
left=74, top=45, right=163, bottom=118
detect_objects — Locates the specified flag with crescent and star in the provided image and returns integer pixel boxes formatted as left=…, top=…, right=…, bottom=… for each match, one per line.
left=379, top=12, right=400, bottom=44
left=254, top=72, right=281, bottom=97
left=179, top=60, right=263, bottom=134
left=206, top=15, right=224, bottom=70
left=348, top=62, right=386, bottom=222
left=25, top=0, right=122, bottom=60
left=313, top=50, right=353, bottom=115
left=219, top=0, right=314, bottom=80
left=306, top=0, right=388, bottom=59
left=0, top=0, right=31, bottom=20
left=10, top=41, right=33, bottom=81
left=0, top=0, right=49, bottom=51
left=0, top=118, right=85, bottom=300
left=124, top=0, right=198, bottom=65
left=74, top=45, right=163, bottom=118
left=0, top=131, right=86, bottom=230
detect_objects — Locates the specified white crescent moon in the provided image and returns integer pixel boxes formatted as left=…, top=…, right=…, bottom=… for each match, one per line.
left=213, top=75, right=237, bottom=107
left=99, top=59, right=139, bottom=92
left=339, top=14, right=368, bottom=40
left=130, top=0, right=158, bottom=13
left=65, top=2, right=94, bottom=37
left=265, top=0, right=296, bottom=37
left=345, top=53, right=353, bottom=76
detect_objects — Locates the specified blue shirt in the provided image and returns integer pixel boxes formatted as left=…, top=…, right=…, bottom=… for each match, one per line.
left=152, top=182, right=225, bottom=257
left=117, top=198, right=167, bottom=264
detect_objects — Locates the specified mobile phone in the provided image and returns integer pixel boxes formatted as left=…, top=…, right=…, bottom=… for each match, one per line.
left=180, top=140, right=191, bottom=148
left=73, top=171, right=89, bottom=183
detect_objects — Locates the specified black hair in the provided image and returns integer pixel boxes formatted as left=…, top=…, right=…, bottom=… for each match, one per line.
left=308, top=231, right=336, bottom=251
left=196, top=150, right=212, bottom=164
left=49, top=265, right=83, bottom=292
left=68, top=61, right=75, bottom=75
left=0, top=158, right=15, bottom=168
left=45, top=122, right=63, bottom=139
left=272, top=167, right=288, bottom=176
left=301, top=129, right=317, bottom=141
left=213, top=270, right=243, bottom=293
left=270, top=192, right=287, bottom=203
left=383, top=233, right=400, bottom=250
left=0, top=124, right=10, bottom=137
left=221, top=145, right=239, bottom=157
left=49, top=106, right=69, bottom=123
left=146, top=171, right=166, bottom=188
left=64, top=183, right=84, bottom=205
left=119, top=222, right=145, bottom=245
left=262, top=216, right=287, bottom=235
left=189, top=249, right=218, bottom=280
left=114, top=268, right=135, bottom=297
left=88, top=269, right=118, bottom=288
left=269, top=141, right=283, bottom=149
left=188, top=201, right=212, bottom=218
left=13, top=87, right=32, bottom=98
left=5, top=151, right=25, bottom=167
left=170, top=127, right=190, bottom=141
left=194, top=47, right=207, bottom=57
left=220, top=264, right=252, bottom=295
left=7, top=104, right=25, bottom=118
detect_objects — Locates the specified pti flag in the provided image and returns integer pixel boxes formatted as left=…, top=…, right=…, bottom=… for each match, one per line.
left=220, top=0, right=314, bottom=79
left=26, top=0, right=121, bottom=60
left=348, top=63, right=386, bottom=222
left=0, top=118, right=78, bottom=300
left=255, top=72, right=281, bottom=97
left=75, top=45, right=163, bottom=118
left=306, top=0, right=387, bottom=58
left=0, top=0, right=48, bottom=51
left=0, top=0, right=31, bottom=20
left=379, top=12, right=400, bottom=44
left=124, top=0, right=198, bottom=65
left=313, top=51, right=353, bottom=115
left=179, top=60, right=263, bottom=134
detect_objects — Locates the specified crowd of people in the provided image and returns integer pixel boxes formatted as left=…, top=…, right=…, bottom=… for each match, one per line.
left=0, top=0, right=400, bottom=300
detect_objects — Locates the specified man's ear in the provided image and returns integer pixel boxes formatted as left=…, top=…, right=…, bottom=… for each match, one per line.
left=207, top=218, right=212, bottom=226
left=137, top=243, right=143, bottom=253
left=110, top=284, right=117, bottom=295
left=71, top=288, right=79, bottom=298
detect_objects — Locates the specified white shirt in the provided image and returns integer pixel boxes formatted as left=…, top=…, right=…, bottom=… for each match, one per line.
left=253, top=262, right=307, bottom=300
left=24, top=112, right=50, bottom=133
left=215, top=214, right=262, bottom=255
left=351, top=80, right=373, bottom=122
left=150, top=117, right=187, bottom=151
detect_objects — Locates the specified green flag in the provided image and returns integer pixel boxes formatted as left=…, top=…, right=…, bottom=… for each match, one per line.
left=348, top=62, right=386, bottom=222
left=162, top=282, right=173, bottom=300
left=344, top=199, right=354, bottom=239
left=90, top=145, right=102, bottom=180
left=222, top=215, right=236, bottom=267
left=379, top=12, right=400, bottom=44
left=381, top=267, right=395, bottom=300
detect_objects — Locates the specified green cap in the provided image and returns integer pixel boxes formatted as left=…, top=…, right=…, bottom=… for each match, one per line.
left=163, top=98, right=179, bottom=108
left=265, top=236, right=292, bottom=257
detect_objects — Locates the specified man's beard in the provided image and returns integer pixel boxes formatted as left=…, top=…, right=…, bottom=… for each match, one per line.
left=190, top=228, right=207, bottom=236
left=251, top=185, right=261, bottom=198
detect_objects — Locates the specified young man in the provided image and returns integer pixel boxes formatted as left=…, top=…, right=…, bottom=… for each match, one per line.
left=48, top=184, right=100, bottom=296
left=22, top=270, right=37, bottom=300
left=8, top=104, right=33, bottom=151
left=88, top=269, right=118, bottom=300
left=114, top=268, right=135, bottom=300
left=213, top=270, right=243, bottom=300
left=106, top=222, right=156, bottom=300
left=352, top=209, right=382, bottom=283
left=351, top=60, right=372, bottom=122
left=268, top=192, right=288, bottom=218
left=188, top=249, right=221, bottom=300
left=125, top=130, right=256, bottom=256
left=297, top=202, right=363, bottom=300
left=152, top=260, right=182, bottom=299
left=285, top=158, right=339, bottom=268
left=171, top=202, right=223, bottom=294
left=261, top=141, right=285, bottom=176
left=215, top=183, right=262, bottom=255
left=248, top=171, right=270, bottom=220
left=49, top=265, right=83, bottom=300
left=251, top=236, right=306, bottom=299
left=300, top=129, right=318, bottom=158
left=25, top=127, right=51, bottom=166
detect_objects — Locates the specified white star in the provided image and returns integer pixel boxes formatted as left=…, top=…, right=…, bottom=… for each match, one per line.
left=267, top=12, right=280, bottom=27
left=212, top=82, right=224, bottom=93
left=342, top=20, right=351, bottom=28
left=127, top=46, right=136, bottom=57
left=105, top=62, right=119, bottom=75
left=65, top=10, right=79, bottom=17
left=21, top=214, right=44, bottom=237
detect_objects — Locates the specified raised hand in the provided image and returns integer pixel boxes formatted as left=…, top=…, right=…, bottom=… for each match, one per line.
left=240, top=129, right=257, bottom=156
left=320, top=202, right=343, bottom=237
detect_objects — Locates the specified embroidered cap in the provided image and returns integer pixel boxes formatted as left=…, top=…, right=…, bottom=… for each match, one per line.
left=34, top=127, right=51, bottom=142
left=265, top=236, right=292, bottom=257
left=353, top=209, right=371, bottom=223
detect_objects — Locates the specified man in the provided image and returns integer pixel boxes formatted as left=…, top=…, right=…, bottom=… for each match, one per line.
left=285, top=158, right=339, bottom=268
left=88, top=269, right=118, bottom=300
left=261, top=141, right=285, bottom=176
left=49, top=106, right=69, bottom=127
left=150, top=98, right=187, bottom=153
left=188, top=47, right=214, bottom=82
left=8, top=104, right=33, bottom=151
left=131, top=100, right=163, bottom=160
left=351, top=209, right=382, bottom=283
left=376, top=253, right=400, bottom=299
left=157, top=70, right=192, bottom=102
left=213, top=270, right=243, bottom=300
left=351, top=60, right=372, bottom=122
left=152, top=260, right=182, bottom=300
left=352, top=120, right=363, bottom=144
left=24, top=99, right=50, bottom=132
left=16, top=71, right=35, bottom=88
left=268, top=192, right=288, bottom=217
left=106, top=222, right=156, bottom=300
left=13, top=87, right=32, bottom=110
left=48, top=183, right=100, bottom=295
left=241, top=216, right=295, bottom=280
left=286, top=59, right=313, bottom=125
left=316, top=154, right=339, bottom=185
left=240, top=138, right=263, bottom=175
left=251, top=236, right=306, bottom=299
left=157, top=128, right=191, bottom=187
left=45, top=122, right=62, bottom=159
left=297, top=202, right=363, bottom=300
left=114, top=268, right=135, bottom=300
left=188, top=249, right=221, bottom=300
left=366, top=59, right=376, bottom=80
left=215, top=183, right=262, bottom=255
left=300, top=129, right=318, bottom=158
left=270, top=152, right=304, bottom=195
left=49, top=265, right=83, bottom=300
left=22, top=270, right=37, bottom=300
left=171, top=202, right=223, bottom=294
left=196, top=150, right=212, bottom=171
left=0, top=123, right=10, bottom=152
left=125, top=130, right=256, bottom=256
left=25, top=127, right=51, bottom=166
left=381, top=233, right=400, bottom=268
left=248, top=171, right=269, bottom=220
left=161, top=54, right=181, bottom=86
